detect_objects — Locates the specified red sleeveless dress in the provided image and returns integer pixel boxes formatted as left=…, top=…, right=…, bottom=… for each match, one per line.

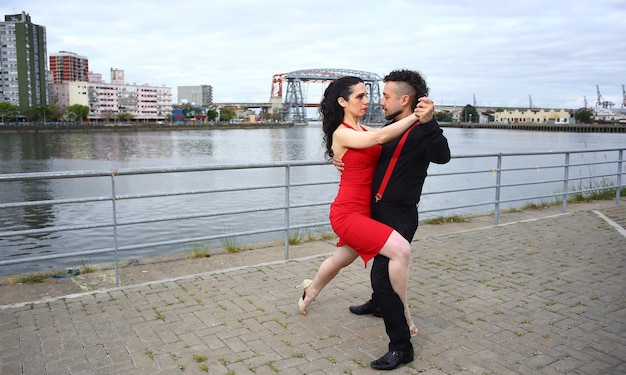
left=329, top=123, right=394, bottom=266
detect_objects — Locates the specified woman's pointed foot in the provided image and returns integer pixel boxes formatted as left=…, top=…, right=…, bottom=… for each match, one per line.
left=296, top=279, right=313, bottom=315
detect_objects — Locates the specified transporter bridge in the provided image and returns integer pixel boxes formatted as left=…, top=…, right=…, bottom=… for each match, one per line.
left=271, top=68, right=384, bottom=124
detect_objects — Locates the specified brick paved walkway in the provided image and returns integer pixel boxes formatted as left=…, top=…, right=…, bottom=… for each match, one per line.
left=1, top=204, right=625, bottom=374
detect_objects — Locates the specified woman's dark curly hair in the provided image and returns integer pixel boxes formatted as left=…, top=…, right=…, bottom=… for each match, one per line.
left=320, top=76, right=363, bottom=160
left=383, top=69, right=429, bottom=110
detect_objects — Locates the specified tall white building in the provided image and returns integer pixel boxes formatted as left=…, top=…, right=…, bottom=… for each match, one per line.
left=0, top=11, right=48, bottom=111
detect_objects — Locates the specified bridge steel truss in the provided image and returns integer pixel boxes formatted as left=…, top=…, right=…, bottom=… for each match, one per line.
left=280, top=68, right=384, bottom=124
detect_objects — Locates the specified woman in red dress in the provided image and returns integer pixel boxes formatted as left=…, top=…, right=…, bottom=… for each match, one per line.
left=297, top=76, right=430, bottom=336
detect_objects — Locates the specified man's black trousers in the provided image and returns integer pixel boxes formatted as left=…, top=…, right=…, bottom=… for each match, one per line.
left=370, top=202, right=418, bottom=352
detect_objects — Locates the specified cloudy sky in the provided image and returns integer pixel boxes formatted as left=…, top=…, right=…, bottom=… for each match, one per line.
left=3, top=0, right=625, bottom=109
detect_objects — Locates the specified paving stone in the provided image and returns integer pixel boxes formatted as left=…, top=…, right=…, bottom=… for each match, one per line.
left=0, top=202, right=624, bottom=374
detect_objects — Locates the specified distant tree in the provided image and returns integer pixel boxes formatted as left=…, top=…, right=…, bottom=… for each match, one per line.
left=460, top=105, right=479, bottom=123
left=206, top=109, right=218, bottom=121
left=0, top=102, right=21, bottom=122
left=67, top=104, right=90, bottom=122
left=48, top=104, right=64, bottom=121
left=219, top=108, right=235, bottom=122
left=118, top=112, right=134, bottom=122
left=435, top=111, right=454, bottom=122
left=24, top=105, right=53, bottom=122
left=575, top=109, right=593, bottom=124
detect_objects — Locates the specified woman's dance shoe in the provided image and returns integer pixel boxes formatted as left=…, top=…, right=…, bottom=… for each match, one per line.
left=296, top=279, right=313, bottom=315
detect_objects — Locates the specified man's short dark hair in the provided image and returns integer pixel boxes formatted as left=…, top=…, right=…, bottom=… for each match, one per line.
left=383, top=69, right=429, bottom=109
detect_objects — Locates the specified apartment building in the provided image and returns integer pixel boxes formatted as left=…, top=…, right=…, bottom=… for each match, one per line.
left=0, top=12, right=47, bottom=111
left=49, top=51, right=89, bottom=83
left=177, top=85, right=213, bottom=106
left=87, top=68, right=173, bottom=122
left=50, top=68, right=172, bottom=122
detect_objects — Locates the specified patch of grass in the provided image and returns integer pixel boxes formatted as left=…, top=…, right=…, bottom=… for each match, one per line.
left=424, top=215, right=469, bottom=225
left=186, top=242, right=211, bottom=258
left=187, top=249, right=210, bottom=258
left=16, top=272, right=54, bottom=284
left=567, top=178, right=624, bottom=203
left=79, top=263, right=95, bottom=274
left=519, top=200, right=554, bottom=210
left=505, top=180, right=624, bottom=213
left=288, top=229, right=303, bottom=245
left=221, top=236, right=243, bottom=253
left=319, top=231, right=336, bottom=240
left=68, top=258, right=96, bottom=274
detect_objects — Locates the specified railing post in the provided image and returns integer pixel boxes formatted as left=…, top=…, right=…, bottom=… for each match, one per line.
left=494, top=154, right=502, bottom=225
left=111, top=170, right=120, bottom=287
left=284, top=165, right=291, bottom=260
left=562, top=152, right=570, bottom=213
left=617, top=149, right=623, bottom=205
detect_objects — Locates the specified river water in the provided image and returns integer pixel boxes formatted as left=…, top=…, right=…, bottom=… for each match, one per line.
left=1, top=124, right=624, bottom=276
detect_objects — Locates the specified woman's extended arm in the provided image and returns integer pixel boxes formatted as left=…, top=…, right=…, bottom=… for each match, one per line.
left=335, top=109, right=418, bottom=150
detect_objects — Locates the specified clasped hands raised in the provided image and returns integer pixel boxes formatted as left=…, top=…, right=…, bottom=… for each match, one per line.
left=414, top=97, right=435, bottom=123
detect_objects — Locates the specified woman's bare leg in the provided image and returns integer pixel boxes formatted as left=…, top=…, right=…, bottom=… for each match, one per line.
left=378, top=231, right=416, bottom=334
left=299, top=245, right=358, bottom=315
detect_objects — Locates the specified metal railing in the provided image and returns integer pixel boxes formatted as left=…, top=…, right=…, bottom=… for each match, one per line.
left=1, top=148, right=623, bottom=284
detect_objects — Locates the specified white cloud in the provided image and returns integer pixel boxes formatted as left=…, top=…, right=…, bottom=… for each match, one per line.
left=2, top=0, right=625, bottom=108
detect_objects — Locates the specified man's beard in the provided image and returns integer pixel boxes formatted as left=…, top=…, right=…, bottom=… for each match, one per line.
left=384, top=109, right=403, bottom=121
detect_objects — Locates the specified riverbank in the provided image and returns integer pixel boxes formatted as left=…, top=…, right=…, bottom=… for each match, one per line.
left=2, top=121, right=626, bottom=133
left=1, top=200, right=621, bottom=306
left=444, top=121, right=626, bottom=132
left=0, top=121, right=295, bottom=133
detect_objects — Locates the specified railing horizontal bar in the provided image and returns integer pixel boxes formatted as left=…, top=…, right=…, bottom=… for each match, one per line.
left=0, top=196, right=112, bottom=209
left=422, top=185, right=495, bottom=196
left=0, top=247, right=117, bottom=266
left=0, top=221, right=114, bottom=237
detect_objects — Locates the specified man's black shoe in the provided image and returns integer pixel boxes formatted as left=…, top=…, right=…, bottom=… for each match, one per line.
left=349, top=300, right=383, bottom=317
left=370, top=350, right=414, bottom=370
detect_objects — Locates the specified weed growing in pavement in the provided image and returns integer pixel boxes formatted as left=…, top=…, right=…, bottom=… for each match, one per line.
left=221, top=236, right=243, bottom=253
left=154, top=308, right=165, bottom=320
left=424, top=214, right=469, bottom=225
left=145, top=349, right=155, bottom=359
left=16, top=272, right=53, bottom=284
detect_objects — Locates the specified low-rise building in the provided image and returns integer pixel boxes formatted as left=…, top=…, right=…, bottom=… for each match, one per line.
left=50, top=67, right=172, bottom=122
left=494, top=109, right=571, bottom=124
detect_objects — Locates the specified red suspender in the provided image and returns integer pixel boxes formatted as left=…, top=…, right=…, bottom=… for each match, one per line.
left=374, top=122, right=420, bottom=202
